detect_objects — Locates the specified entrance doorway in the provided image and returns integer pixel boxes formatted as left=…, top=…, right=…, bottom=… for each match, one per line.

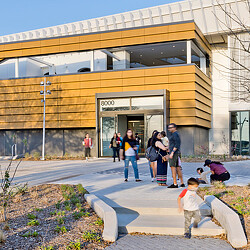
left=97, top=91, right=168, bottom=157
left=100, top=113, right=163, bottom=157
left=127, top=116, right=144, bottom=154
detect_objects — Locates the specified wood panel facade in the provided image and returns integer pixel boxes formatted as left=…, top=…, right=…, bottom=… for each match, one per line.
left=0, top=21, right=211, bottom=131
left=0, top=21, right=210, bottom=61
left=0, top=65, right=211, bottom=130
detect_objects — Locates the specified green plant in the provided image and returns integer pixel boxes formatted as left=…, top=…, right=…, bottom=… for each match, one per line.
left=21, top=231, right=39, bottom=237
left=40, top=245, right=54, bottom=250
left=27, top=213, right=37, bottom=220
left=65, top=205, right=71, bottom=211
left=73, top=211, right=90, bottom=220
left=15, top=182, right=28, bottom=195
left=24, top=152, right=30, bottom=158
left=64, top=200, right=70, bottom=206
left=57, top=211, right=65, bottom=216
left=77, top=184, right=87, bottom=195
left=213, top=181, right=226, bottom=189
left=82, top=230, right=102, bottom=242
left=27, top=219, right=39, bottom=226
left=35, top=208, right=43, bottom=212
left=66, top=241, right=81, bottom=250
left=61, top=185, right=68, bottom=192
left=76, top=203, right=82, bottom=210
left=61, top=185, right=74, bottom=194
left=33, top=152, right=40, bottom=159
left=57, top=217, right=66, bottom=224
left=55, top=201, right=62, bottom=209
left=0, top=158, right=23, bottom=222
left=198, top=187, right=209, bottom=191
left=55, top=225, right=67, bottom=234
left=95, top=218, right=104, bottom=226
left=62, top=192, right=70, bottom=200
left=70, top=196, right=80, bottom=206
left=50, top=210, right=57, bottom=216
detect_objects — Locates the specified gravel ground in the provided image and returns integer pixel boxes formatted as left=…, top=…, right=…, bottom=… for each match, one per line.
left=0, top=184, right=110, bottom=250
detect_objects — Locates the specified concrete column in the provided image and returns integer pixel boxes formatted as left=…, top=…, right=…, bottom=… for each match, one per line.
left=112, top=50, right=130, bottom=70
left=186, top=40, right=191, bottom=64
left=15, top=58, right=19, bottom=78
left=90, top=50, right=95, bottom=71
left=93, top=50, right=107, bottom=71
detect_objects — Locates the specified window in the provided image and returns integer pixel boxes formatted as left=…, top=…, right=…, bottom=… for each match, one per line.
left=231, top=111, right=249, bottom=155
left=77, top=67, right=90, bottom=72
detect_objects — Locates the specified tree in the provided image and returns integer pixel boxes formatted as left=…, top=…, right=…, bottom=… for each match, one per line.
left=212, top=0, right=250, bottom=102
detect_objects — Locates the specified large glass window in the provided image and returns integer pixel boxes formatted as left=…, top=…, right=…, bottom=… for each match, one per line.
left=231, top=111, right=249, bottom=155
left=131, top=97, right=163, bottom=110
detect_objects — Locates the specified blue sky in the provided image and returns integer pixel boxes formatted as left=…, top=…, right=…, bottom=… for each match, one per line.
left=0, top=0, right=181, bottom=36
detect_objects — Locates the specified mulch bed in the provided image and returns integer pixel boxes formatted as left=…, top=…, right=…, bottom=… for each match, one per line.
left=198, top=184, right=250, bottom=249
left=0, top=184, right=111, bottom=249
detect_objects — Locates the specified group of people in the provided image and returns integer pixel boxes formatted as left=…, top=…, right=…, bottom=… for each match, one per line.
left=109, top=132, right=141, bottom=162
left=83, top=124, right=231, bottom=186
left=116, top=123, right=230, bottom=187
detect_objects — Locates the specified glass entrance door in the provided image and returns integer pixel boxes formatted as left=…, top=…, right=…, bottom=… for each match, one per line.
left=100, top=116, right=117, bottom=156
left=145, top=114, right=164, bottom=147
left=127, top=116, right=145, bottom=154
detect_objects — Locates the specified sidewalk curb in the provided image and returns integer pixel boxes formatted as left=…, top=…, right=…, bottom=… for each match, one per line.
left=204, top=195, right=247, bottom=248
left=84, top=194, right=118, bottom=242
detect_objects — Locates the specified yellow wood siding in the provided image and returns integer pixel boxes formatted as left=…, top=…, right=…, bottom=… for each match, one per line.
left=0, top=65, right=211, bottom=129
left=0, top=22, right=210, bottom=59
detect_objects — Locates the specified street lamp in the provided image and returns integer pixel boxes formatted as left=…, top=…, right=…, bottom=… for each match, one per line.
left=40, top=77, right=52, bottom=160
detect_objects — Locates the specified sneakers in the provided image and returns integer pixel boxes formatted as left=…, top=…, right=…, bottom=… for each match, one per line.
left=151, top=178, right=156, bottom=182
left=135, top=179, right=142, bottom=182
left=124, top=179, right=128, bottom=182
left=184, top=233, right=191, bottom=239
left=168, top=184, right=178, bottom=188
left=180, top=184, right=185, bottom=187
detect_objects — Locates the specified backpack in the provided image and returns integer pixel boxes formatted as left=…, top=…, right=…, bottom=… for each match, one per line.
left=145, top=146, right=159, bottom=162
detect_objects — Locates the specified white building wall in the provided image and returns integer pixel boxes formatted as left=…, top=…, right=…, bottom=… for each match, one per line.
left=209, top=44, right=230, bottom=155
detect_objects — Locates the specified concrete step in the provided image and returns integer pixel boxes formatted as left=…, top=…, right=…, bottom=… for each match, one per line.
left=117, top=213, right=225, bottom=236
left=100, top=198, right=211, bottom=216
left=113, top=203, right=211, bottom=217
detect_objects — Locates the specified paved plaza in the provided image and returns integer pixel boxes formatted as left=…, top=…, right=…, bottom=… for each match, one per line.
left=105, top=234, right=233, bottom=250
left=0, top=158, right=249, bottom=249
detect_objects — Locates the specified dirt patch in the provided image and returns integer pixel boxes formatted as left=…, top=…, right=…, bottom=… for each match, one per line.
left=198, top=185, right=250, bottom=249
left=0, top=184, right=111, bottom=249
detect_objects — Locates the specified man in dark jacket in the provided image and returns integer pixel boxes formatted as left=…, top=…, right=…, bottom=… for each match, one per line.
left=168, top=123, right=185, bottom=188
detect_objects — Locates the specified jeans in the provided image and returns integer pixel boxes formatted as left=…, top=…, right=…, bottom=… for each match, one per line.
left=148, top=161, right=154, bottom=178
left=112, top=147, right=120, bottom=160
left=124, top=155, right=139, bottom=179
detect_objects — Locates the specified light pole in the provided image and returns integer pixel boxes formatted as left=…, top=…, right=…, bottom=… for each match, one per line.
left=40, top=77, right=52, bottom=160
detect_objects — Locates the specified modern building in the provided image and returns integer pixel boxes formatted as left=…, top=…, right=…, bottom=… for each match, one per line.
left=0, top=0, right=249, bottom=157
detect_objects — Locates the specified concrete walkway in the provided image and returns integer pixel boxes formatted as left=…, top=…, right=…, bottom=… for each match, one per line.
left=1, top=158, right=248, bottom=249
left=105, top=234, right=233, bottom=250
left=49, top=158, right=250, bottom=249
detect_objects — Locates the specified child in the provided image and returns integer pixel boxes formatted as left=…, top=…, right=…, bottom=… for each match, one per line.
left=160, top=131, right=169, bottom=148
left=177, top=178, right=201, bottom=238
left=196, top=167, right=210, bottom=184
